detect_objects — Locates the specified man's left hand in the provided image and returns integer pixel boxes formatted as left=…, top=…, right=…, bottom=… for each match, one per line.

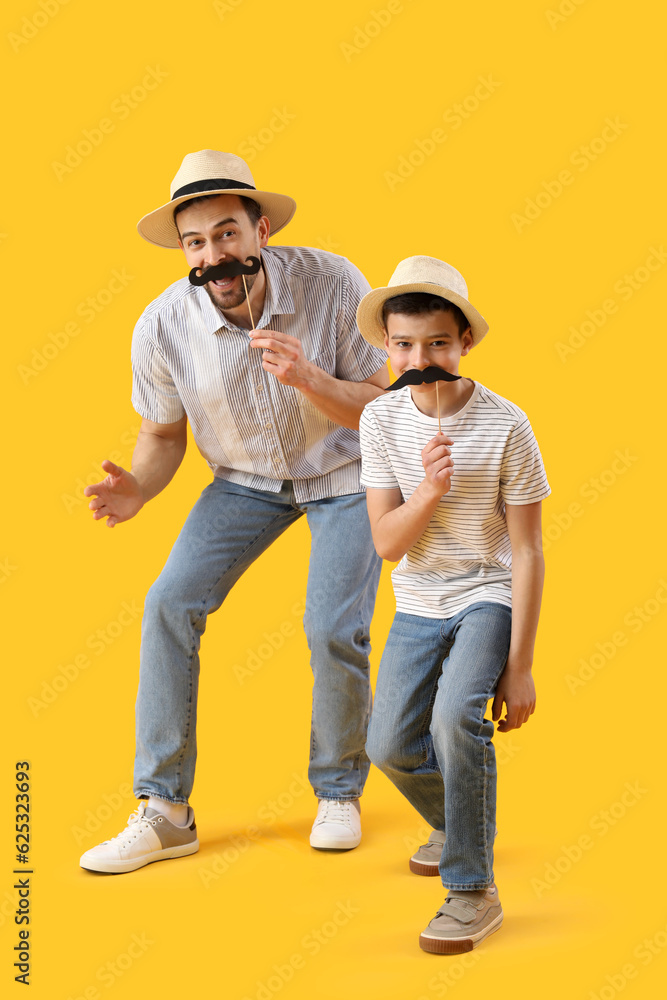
left=249, top=329, right=317, bottom=390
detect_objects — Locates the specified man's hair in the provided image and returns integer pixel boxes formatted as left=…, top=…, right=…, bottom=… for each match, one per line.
left=173, top=193, right=263, bottom=228
left=382, top=292, right=470, bottom=336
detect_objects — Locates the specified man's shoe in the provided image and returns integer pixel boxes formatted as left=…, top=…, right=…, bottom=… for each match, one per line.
left=80, top=802, right=199, bottom=874
left=409, top=829, right=446, bottom=875
left=309, top=798, right=361, bottom=850
left=419, top=886, right=503, bottom=954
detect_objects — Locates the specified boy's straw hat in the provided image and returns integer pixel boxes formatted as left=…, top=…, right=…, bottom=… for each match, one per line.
left=137, top=149, right=297, bottom=248
left=357, top=256, right=488, bottom=348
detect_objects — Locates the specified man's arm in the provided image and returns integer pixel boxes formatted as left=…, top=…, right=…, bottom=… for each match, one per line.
left=84, top=415, right=188, bottom=527
left=248, top=329, right=389, bottom=428
left=365, top=434, right=454, bottom=561
left=492, top=501, right=544, bottom=731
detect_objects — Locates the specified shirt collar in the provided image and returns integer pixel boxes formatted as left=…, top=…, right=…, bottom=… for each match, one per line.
left=195, top=246, right=296, bottom=335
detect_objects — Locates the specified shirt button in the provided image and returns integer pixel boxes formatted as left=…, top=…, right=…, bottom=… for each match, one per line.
left=256, top=384, right=263, bottom=391
left=265, top=423, right=272, bottom=429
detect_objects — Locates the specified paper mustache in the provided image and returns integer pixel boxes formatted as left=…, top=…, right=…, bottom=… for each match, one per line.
left=188, top=255, right=261, bottom=287
left=386, top=366, right=462, bottom=391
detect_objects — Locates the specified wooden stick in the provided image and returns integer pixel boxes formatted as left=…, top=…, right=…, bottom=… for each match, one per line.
left=435, top=381, right=442, bottom=434
left=242, top=274, right=256, bottom=330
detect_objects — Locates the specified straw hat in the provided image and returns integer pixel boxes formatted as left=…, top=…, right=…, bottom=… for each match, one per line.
left=137, top=149, right=297, bottom=248
left=356, top=256, right=488, bottom=348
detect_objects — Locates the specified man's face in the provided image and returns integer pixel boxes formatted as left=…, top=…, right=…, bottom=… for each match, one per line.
left=177, top=194, right=269, bottom=312
left=383, top=309, right=473, bottom=398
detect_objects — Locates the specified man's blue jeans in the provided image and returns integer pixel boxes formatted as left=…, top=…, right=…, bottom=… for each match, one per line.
left=134, top=478, right=382, bottom=805
left=366, top=602, right=512, bottom=890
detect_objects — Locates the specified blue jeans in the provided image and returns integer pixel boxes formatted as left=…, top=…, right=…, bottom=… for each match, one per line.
left=366, top=603, right=511, bottom=890
left=134, top=478, right=382, bottom=805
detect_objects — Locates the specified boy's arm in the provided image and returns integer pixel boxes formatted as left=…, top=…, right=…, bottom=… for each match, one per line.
left=365, top=433, right=454, bottom=561
left=492, top=501, right=545, bottom=731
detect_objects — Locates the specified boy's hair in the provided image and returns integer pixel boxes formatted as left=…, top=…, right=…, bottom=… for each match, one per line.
left=382, top=292, right=470, bottom=336
left=173, top=193, right=263, bottom=228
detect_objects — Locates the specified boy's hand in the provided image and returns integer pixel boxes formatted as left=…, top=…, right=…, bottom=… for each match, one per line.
left=492, top=665, right=536, bottom=732
left=421, top=433, right=454, bottom=497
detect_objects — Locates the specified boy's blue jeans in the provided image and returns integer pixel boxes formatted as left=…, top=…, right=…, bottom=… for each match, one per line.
left=134, top=477, right=382, bottom=805
left=366, top=602, right=512, bottom=890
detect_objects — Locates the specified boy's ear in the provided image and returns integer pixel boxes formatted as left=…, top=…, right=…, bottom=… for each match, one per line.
left=460, top=327, right=474, bottom=356
left=383, top=329, right=390, bottom=349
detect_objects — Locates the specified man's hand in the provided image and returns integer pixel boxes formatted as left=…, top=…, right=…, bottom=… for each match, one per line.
left=421, top=433, right=455, bottom=496
left=84, top=460, right=145, bottom=528
left=492, top=664, right=536, bottom=732
left=248, top=329, right=316, bottom=389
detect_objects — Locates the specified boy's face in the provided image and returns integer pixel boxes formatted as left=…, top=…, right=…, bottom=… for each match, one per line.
left=383, top=309, right=473, bottom=401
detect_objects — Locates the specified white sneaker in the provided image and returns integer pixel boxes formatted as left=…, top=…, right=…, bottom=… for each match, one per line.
left=309, top=798, right=361, bottom=850
left=79, top=802, right=199, bottom=874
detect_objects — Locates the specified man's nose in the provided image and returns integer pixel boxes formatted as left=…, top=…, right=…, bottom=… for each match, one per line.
left=204, top=249, right=230, bottom=268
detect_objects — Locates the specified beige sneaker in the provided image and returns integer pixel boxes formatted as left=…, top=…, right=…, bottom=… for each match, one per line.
left=409, top=829, right=446, bottom=875
left=410, top=828, right=498, bottom=876
left=80, top=802, right=199, bottom=874
left=419, top=886, right=503, bottom=954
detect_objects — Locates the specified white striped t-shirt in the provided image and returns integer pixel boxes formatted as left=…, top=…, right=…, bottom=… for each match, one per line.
left=359, top=382, right=551, bottom=618
left=131, top=245, right=387, bottom=503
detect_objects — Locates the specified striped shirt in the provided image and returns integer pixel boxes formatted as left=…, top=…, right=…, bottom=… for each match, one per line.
left=131, top=245, right=388, bottom=502
left=359, top=382, right=551, bottom=618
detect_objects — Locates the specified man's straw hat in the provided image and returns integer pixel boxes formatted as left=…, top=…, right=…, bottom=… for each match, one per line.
left=137, top=149, right=297, bottom=248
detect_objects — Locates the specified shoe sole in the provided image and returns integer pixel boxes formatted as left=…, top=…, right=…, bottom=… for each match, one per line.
left=409, top=858, right=441, bottom=876
left=80, top=839, right=199, bottom=874
left=310, top=835, right=361, bottom=850
left=419, top=912, right=503, bottom=954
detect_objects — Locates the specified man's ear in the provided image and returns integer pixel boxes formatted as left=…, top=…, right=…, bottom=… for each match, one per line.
left=383, top=330, right=390, bottom=350
left=258, top=215, right=271, bottom=247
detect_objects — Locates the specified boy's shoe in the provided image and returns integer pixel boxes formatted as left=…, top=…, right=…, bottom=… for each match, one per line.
left=409, top=827, right=498, bottom=876
left=310, top=798, right=361, bottom=850
left=409, top=829, right=446, bottom=875
left=419, top=886, right=503, bottom=954
left=79, top=802, right=199, bottom=874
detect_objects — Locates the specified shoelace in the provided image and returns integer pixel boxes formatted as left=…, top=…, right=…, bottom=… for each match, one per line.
left=103, top=804, right=156, bottom=847
left=315, top=800, right=352, bottom=825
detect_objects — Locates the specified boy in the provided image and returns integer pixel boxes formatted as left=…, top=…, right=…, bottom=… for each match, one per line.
left=356, top=256, right=550, bottom=953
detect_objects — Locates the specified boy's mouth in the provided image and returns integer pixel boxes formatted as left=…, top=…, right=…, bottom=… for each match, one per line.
left=386, top=366, right=461, bottom=391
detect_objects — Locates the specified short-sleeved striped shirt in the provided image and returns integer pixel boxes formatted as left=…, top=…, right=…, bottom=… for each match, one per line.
left=131, top=245, right=387, bottom=503
left=359, top=382, right=551, bottom=618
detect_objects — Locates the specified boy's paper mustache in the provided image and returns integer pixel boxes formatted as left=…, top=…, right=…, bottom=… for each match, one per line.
left=188, top=255, right=261, bottom=287
left=386, top=366, right=462, bottom=391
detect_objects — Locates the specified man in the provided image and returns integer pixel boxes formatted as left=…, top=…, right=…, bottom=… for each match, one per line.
left=79, top=150, right=388, bottom=874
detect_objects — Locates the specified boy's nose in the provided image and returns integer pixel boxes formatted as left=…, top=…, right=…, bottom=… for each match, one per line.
left=411, top=348, right=430, bottom=369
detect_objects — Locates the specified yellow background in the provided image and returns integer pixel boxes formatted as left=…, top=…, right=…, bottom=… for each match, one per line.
left=2, top=0, right=665, bottom=996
